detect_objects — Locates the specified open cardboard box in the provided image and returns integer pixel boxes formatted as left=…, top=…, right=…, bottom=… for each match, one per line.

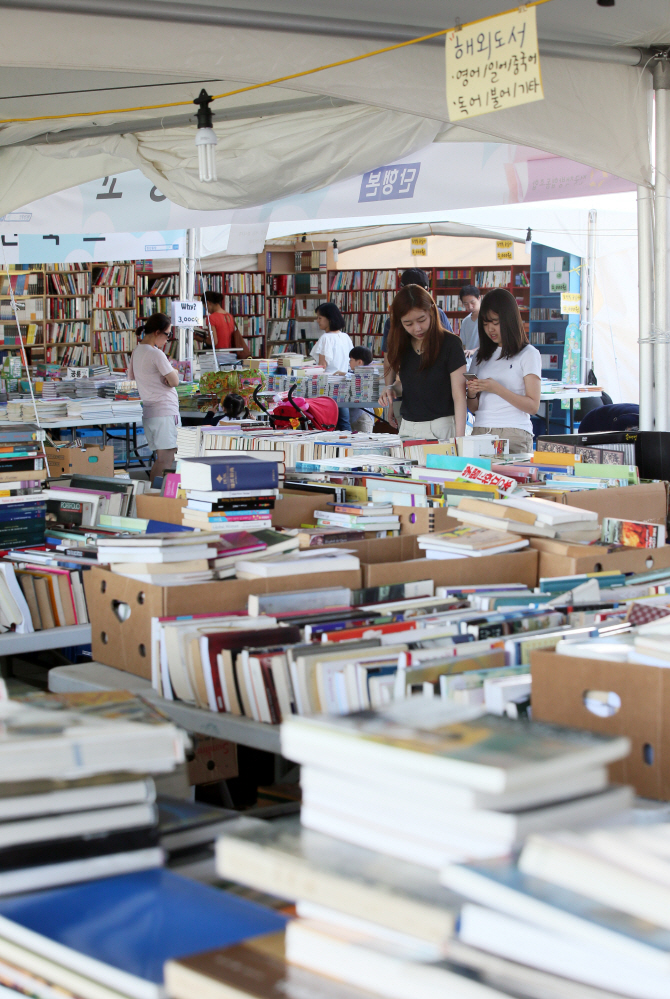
left=531, top=649, right=667, bottom=799
left=558, top=481, right=668, bottom=525
left=345, top=535, right=538, bottom=589
left=135, top=488, right=336, bottom=531
left=393, top=506, right=459, bottom=536
left=272, top=488, right=337, bottom=529
left=530, top=537, right=670, bottom=578
left=135, top=494, right=186, bottom=526
left=45, top=445, right=115, bottom=478
left=85, top=565, right=362, bottom=680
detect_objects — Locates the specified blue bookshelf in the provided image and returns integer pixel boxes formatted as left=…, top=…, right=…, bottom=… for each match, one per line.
left=529, top=241, right=581, bottom=433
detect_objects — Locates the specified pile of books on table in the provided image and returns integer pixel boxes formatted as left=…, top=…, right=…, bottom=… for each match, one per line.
left=199, top=700, right=637, bottom=999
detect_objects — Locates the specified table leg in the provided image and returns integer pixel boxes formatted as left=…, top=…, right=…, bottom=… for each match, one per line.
left=125, top=422, right=130, bottom=470
left=545, top=401, right=550, bottom=435
left=569, top=399, right=575, bottom=434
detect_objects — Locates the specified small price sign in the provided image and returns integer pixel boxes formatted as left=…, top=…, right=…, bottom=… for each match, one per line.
left=561, top=292, right=581, bottom=315
left=171, top=300, right=203, bottom=326
left=496, top=240, right=514, bottom=261
left=411, top=237, right=427, bottom=257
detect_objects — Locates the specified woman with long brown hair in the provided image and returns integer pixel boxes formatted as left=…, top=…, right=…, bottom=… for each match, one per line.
left=379, top=285, right=467, bottom=439
left=466, top=288, right=541, bottom=453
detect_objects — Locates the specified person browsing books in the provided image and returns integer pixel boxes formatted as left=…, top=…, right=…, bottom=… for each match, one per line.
left=458, top=285, right=481, bottom=365
left=128, top=313, right=180, bottom=485
left=311, top=302, right=355, bottom=431
left=202, top=292, right=250, bottom=359
left=379, top=285, right=466, bottom=440
left=466, top=288, right=541, bottom=454
left=381, top=268, right=453, bottom=386
left=348, top=345, right=375, bottom=434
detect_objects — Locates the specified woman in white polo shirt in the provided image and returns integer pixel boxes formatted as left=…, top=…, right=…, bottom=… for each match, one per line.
left=128, top=313, right=180, bottom=485
left=466, top=288, right=541, bottom=454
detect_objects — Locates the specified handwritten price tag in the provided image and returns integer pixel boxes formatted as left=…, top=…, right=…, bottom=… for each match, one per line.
left=446, top=8, right=544, bottom=120
left=460, top=464, right=517, bottom=494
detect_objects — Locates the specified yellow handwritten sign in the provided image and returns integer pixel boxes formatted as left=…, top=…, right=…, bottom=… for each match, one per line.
left=411, top=238, right=427, bottom=246
left=411, top=247, right=427, bottom=256
left=561, top=292, right=581, bottom=315
left=496, top=239, right=514, bottom=260
left=411, top=237, right=428, bottom=257
left=446, top=7, right=543, bottom=120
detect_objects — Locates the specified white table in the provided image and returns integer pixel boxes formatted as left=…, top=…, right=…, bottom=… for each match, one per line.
left=539, top=389, right=602, bottom=434
left=37, top=416, right=145, bottom=469
left=49, top=661, right=282, bottom=753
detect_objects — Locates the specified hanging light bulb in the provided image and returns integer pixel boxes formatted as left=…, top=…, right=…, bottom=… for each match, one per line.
left=332, top=238, right=338, bottom=263
left=193, top=89, right=217, bottom=183
left=525, top=227, right=532, bottom=253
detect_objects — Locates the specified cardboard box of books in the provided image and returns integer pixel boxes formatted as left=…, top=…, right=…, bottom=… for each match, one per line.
left=85, top=565, right=362, bottom=679
left=393, top=506, right=459, bottom=536
left=531, top=650, right=666, bottom=799
left=530, top=537, right=670, bottom=577
left=45, top=445, right=114, bottom=478
left=349, top=535, right=538, bottom=589
left=136, top=494, right=186, bottom=526
left=271, top=488, right=337, bottom=529
left=559, top=482, right=668, bottom=526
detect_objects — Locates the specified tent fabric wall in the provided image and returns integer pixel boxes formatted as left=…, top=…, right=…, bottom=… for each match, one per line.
left=0, top=5, right=654, bottom=216
left=0, top=105, right=440, bottom=216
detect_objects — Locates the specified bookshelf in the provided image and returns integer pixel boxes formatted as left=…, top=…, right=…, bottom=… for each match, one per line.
left=264, top=242, right=332, bottom=358
left=91, top=262, right=136, bottom=370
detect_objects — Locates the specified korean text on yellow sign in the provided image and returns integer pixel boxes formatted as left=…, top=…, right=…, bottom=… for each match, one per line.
left=446, top=7, right=544, bottom=120
left=496, top=240, right=514, bottom=261
left=561, top=292, right=581, bottom=315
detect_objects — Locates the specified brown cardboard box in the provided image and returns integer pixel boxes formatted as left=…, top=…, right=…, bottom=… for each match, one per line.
left=85, top=565, right=362, bottom=679
left=45, top=446, right=115, bottom=478
left=349, top=535, right=538, bottom=589
left=560, top=482, right=668, bottom=525
left=530, top=537, right=670, bottom=578
left=187, top=736, right=238, bottom=785
left=135, top=494, right=186, bottom=526
left=393, top=506, right=459, bottom=536
left=272, top=488, right=336, bottom=529
left=531, top=650, right=667, bottom=799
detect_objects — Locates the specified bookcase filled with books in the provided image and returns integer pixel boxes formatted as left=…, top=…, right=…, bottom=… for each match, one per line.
left=92, top=262, right=136, bottom=370
left=263, top=242, right=332, bottom=357
left=529, top=242, right=581, bottom=379
left=433, top=264, right=530, bottom=338
left=0, top=266, right=46, bottom=362
left=45, top=263, right=92, bottom=366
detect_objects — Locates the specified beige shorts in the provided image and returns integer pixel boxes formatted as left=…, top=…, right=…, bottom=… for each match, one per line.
left=399, top=416, right=456, bottom=440
left=143, top=414, right=181, bottom=451
left=472, top=425, right=534, bottom=454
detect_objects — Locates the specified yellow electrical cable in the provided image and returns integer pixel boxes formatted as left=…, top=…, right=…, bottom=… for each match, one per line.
left=0, top=0, right=553, bottom=126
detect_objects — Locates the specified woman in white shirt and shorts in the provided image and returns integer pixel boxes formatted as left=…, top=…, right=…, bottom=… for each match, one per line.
left=311, top=302, right=354, bottom=431
left=128, top=313, right=180, bottom=484
left=466, top=288, right=542, bottom=454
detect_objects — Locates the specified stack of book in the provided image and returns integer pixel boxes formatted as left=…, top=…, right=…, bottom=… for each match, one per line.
left=314, top=502, right=401, bottom=537
left=442, top=821, right=670, bottom=997
left=96, top=532, right=222, bottom=585
left=178, top=455, right=280, bottom=533
left=0, top=690, right=187, bottom=895
left=202, top=703, right=633, bottom=999
left=418, top=526, right=530, bottom=559
left=449, top=495, right=602, bottom=543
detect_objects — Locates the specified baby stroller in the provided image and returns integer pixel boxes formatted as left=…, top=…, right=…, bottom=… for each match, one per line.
left=253, top=384, right=339, bottom=431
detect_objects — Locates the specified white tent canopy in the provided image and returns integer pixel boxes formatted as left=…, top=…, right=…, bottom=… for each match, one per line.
left=0, top=0, right=663, bottom=215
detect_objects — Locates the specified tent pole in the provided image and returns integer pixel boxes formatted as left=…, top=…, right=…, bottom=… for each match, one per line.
left=653, top=64, right=670, bottom=431
left=185, top=227, right=197, bottom=365
left=638, top=184, right=654, bottom=429
left=178, top=252, right=187, bottom=362
left=582, top=210, right=596, bottom=384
